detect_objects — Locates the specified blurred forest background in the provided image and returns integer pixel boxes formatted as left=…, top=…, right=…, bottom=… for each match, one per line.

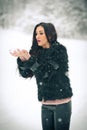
left=0, top=0, right=87, bottom=40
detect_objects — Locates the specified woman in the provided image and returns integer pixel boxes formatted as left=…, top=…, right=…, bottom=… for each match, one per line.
left=10, top=22, right=73, bottom=130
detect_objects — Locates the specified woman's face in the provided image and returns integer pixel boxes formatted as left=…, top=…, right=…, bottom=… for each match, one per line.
left=35, top=26, right=50, bottom=48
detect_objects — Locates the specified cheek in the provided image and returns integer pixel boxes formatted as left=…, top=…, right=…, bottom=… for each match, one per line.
left=43, top=36, right=48, bottom=41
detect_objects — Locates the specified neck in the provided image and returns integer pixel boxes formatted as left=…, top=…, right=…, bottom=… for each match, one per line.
left=42, top=42, right=50, bottom=49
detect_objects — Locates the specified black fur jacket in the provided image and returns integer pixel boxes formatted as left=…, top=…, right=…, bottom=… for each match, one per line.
left=17, top=41, right=73, bottom=101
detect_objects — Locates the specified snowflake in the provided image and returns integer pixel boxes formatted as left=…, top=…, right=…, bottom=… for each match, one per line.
left=39, top=82, right=43, bottom=85
left=60, top=89, right=62, bottom=92
left=46, top=118, right=48, bottom=121
left=58, top=118, right=62, bottom=122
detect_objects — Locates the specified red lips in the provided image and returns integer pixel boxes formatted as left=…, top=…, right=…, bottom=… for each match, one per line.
left=37, top=40, right=41, bottom=42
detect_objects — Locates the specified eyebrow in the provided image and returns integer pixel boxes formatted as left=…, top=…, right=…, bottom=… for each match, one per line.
left=36, top=30, right=44, bottom=32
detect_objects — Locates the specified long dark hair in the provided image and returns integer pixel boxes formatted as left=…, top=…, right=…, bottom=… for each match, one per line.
left=29, top=22, right=57, bottom=56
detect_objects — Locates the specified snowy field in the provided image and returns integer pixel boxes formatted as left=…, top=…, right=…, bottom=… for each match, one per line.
left=0, top=29, right=87, bottom=130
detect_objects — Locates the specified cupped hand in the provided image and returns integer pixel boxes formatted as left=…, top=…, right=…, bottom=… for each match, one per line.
left=10, top=49, right=31, bottom=61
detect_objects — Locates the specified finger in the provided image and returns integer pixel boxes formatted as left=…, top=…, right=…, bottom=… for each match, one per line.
left=10, top=51, right=18, bottom=57
left=10, top=50, right=21, bottom=57
left=22, top=49, right=28, bottom=54
left=17, top=48, right=21, bottom=53
left=16, top=49, right=23, bottom=57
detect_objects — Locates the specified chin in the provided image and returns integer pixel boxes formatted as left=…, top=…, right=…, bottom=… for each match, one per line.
left=38, top=43, right=42, bottom=47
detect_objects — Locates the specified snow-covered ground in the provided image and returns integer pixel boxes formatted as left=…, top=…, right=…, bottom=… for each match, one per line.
left=0, top=29, right=87, bottom=130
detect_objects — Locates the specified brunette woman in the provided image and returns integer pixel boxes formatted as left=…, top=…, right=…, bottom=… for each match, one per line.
left=10, top=22, right=73, bottom=130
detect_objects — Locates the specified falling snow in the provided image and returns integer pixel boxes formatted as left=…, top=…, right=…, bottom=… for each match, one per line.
left=58, top=118, right=62, bottom=122
left=46, top=118, right=48, bottom=121
left=60, top=89, right=62, bottom=92
left=39, top=82, right=43, bottom=85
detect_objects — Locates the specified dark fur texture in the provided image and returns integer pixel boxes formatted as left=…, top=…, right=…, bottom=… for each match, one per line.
left=17, top=42, right=73, bottom=101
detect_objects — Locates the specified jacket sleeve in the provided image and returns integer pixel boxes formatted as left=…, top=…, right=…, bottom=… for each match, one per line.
left=56, top=44, right=69, bottom=72
left=17, top=56, right=40, bottom=78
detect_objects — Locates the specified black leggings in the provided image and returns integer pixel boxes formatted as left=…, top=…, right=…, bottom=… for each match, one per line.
left=41, top=101, right=72, bottom=130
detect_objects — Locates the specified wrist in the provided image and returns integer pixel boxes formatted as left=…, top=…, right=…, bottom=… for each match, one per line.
left=19, top=56, right=26, bottom=61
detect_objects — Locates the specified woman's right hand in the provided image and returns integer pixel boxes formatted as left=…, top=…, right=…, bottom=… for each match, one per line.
left=9, top=49, right=31, bottom=61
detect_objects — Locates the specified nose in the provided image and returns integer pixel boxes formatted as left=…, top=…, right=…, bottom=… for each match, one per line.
left=36, top=34, right=40, bottom=39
